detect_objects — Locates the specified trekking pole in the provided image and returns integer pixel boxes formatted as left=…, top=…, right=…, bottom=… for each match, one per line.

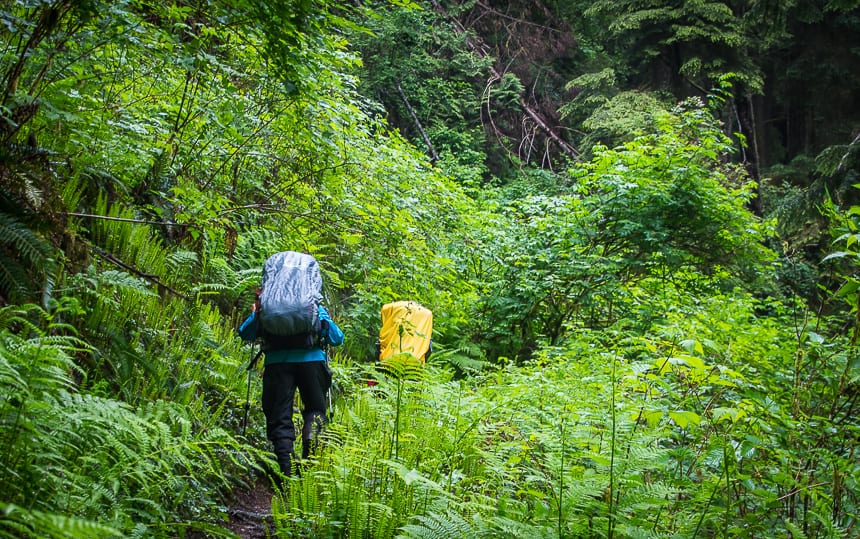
left=324, top=343, right=334, bottom=422
left=321, top=289, right=335, bottom=421
left=242, top=341, right=261, bottom=438
left=327, top=376, right=333, bottom=421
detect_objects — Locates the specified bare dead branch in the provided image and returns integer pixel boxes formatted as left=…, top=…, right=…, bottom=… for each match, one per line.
left=396, top=82, right=439, bottom=162
left=429, top=0, right=580, bottom=162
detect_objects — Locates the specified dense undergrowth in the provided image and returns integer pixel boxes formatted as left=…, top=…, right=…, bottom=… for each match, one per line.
left=0, top=302, right=267, bottom=537
left=272, top=284, right=858, bottom=538
left=2, top=1, right=859, bottom=538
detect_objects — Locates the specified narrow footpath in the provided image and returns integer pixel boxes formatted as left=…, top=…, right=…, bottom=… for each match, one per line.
left=223, top=479, right=275, bottom=538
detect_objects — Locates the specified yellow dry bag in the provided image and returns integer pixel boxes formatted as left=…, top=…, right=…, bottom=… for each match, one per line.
left=378, top=301, right=433, bottom=363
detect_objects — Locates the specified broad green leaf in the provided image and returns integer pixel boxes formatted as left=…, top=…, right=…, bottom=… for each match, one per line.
left=668, top=411, right=701, bottom=429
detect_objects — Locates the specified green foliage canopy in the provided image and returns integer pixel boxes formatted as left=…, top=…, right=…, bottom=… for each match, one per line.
left=471, top=97, right=775, bottom=362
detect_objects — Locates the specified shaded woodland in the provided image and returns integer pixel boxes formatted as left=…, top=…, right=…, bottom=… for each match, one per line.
left=1, top=1, right=860, bottom=537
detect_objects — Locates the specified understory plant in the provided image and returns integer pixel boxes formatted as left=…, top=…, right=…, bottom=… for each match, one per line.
left=0, top=302, right=267, bottom=538
left=271, top=276, right=856, bottom=538
left=272, top=335, right=678, bottom=537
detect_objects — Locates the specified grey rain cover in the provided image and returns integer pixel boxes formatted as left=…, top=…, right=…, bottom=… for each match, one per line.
left=258, top=251, right=322, bottom=336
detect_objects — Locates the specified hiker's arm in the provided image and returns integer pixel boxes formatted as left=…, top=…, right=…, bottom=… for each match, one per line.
left=237, top=311, right=258, bottom=341
left=318, top=306, right=344, bottom=346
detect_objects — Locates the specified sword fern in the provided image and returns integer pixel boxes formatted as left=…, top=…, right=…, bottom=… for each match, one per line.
left=0, top=211, right=56, bottom=305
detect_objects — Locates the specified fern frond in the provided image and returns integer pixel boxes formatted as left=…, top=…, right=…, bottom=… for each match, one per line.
left=0, top=503, right=120, bottom=539
left=483, top=514, right=556, bottom=539
left=164, top=250, right=199, bottom=287
left=191, top=282, right=229, bottom=296
left=430, top=345, right=488, bottom=374
left=197, top=258, right=259, bottom=306
left=96, top=269, right=158, bottom=296
left=233, top=227, right=289, bottom=267
left=783, top=518, right=809, bottom=539
left=0, top=303, right=47, bottom=334
left=0, top=211, right=56, bottom=303
left=0, top=211, right=53, bottom=266
left=379, top=353, right=428, bottom=381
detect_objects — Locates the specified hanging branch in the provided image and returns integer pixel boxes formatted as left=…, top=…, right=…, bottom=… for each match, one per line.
left=64, top=214, right=190, bottom=300
left=63, top=212, right=197, bottom=230
left=396, top=82, right=439, bottom=162
left=86, top=242, right=189, bottom=301
left=429, top=0, right=580, bottom=161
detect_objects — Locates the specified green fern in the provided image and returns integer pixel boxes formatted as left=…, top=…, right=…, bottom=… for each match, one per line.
left=429, top=343, right=487, bottom=375
left=783, top=518, right=809, bottom=539
left=164, top=249, right=200, bottom=287
left=378, top=354, right=429, bottom=382
left=0, top=211, right=56, bottom=304
left=196, top=256, right=260, bottom=308
left=399, top=510, right=481, bottom=539
left=273, top=307, right=827, bottom=539
left=0, top=303, right=263, bottom=537
left=0, top=504, right=120, bottom=539
left=479, top=515, right=558, bottom=539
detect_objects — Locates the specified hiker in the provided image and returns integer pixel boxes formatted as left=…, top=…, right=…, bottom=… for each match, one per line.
left=377, top=300, right=433, bottom=363
left=367, top=301, right=432, bottom=387
left=238, top=267, right=344, bottom=478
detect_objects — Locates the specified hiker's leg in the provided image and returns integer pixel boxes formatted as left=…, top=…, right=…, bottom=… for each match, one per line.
left=301, top=410, right=326, bottom=459
left=298, top=361, right=329, bottom=460
left=262, top=363, right=298, bottom=476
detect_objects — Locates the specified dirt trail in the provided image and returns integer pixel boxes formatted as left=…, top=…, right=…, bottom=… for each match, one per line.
left=223, top=479, right=276, bottom=538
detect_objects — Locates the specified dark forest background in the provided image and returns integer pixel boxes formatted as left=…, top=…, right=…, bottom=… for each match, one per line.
left=2, top=1, right=859, bottom=537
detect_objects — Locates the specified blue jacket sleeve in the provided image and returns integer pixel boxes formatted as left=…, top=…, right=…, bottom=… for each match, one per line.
left=318, top=305, right=344, bottom=347
left=238, top=312, right=258, bottom=341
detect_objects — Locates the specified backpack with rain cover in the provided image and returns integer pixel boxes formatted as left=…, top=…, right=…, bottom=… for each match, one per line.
left=378, top=300, right=433, bottom=363
left=258, top=251, right=323, bottom=350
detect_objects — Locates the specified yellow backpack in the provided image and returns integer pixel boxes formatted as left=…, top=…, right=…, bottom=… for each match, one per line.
left=378, top=301, right=433, bottom=363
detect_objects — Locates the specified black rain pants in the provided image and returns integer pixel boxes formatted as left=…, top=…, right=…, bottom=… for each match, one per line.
left=261, top=361, right=330, bottom=476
